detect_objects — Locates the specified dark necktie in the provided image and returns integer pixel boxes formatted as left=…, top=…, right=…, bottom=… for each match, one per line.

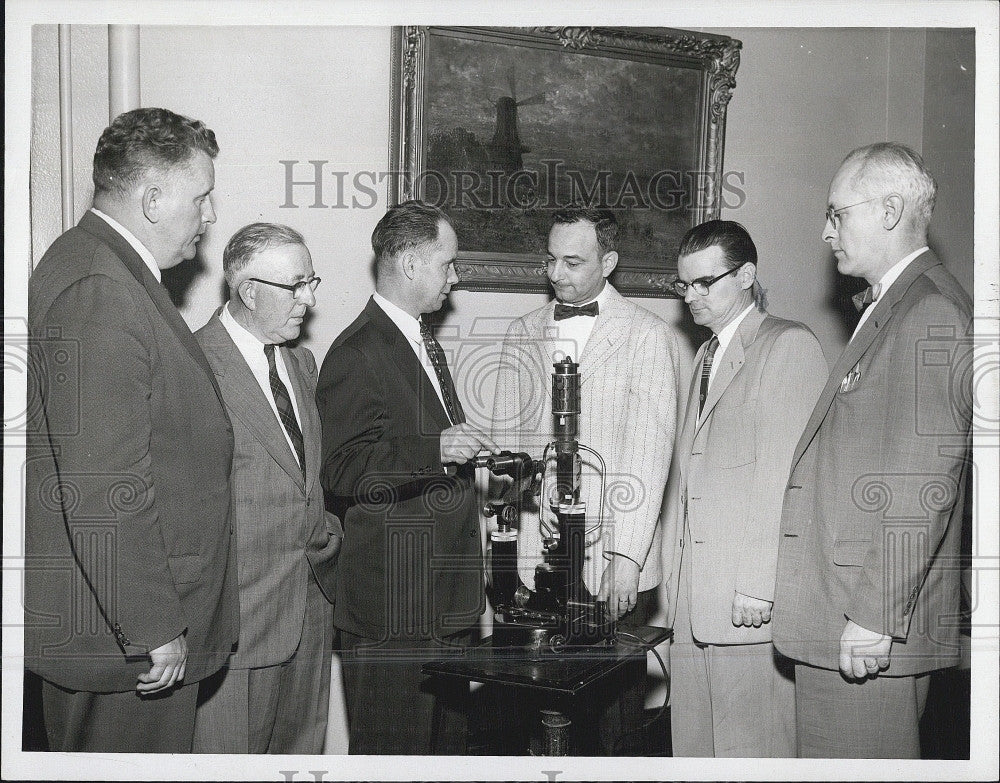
left=852, top=283, right=882, bottom=312
left=264, top=343, right=306, bottom=480
left=699, top=336, right=719, bottom=416
left=419, top=320, right=466, bottom=425
left=554, top=301, right=599, bottom=321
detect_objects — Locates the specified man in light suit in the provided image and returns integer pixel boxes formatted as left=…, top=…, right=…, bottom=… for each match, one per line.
left=192, top=223, right=341, bottom=753
left=492, top=207, right=680, bottom=754
left=24, top=108, right=237, bottom=752
left=318, top=200, right=499, bottom=754
left=772, top=143, right=973, bottom=758
left=663, top=220, right=827, bottom=757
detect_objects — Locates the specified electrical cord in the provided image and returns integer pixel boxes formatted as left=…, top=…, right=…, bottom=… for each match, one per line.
left=611, top=628, right=670, bottom=754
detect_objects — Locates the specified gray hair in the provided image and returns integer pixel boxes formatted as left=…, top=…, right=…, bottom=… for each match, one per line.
left=843, top=142, right=937, bottom=228
left=222, top=222, right=305, bottom=287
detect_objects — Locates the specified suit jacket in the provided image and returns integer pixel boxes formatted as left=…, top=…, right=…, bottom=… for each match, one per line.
left=663, top=309, right=827, bottom=644
left=317, top=297, right=484, bottom=641
left=773, top=251, right=972, bottom=675
left=195, top=314, right=341, bottom=669
left=24, top=211, right=238, bottom=693
left=492, top=285, right=680, bottom=594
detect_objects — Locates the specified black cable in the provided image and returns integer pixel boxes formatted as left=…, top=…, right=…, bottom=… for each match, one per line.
left=611, top=629, right=670, bottom=755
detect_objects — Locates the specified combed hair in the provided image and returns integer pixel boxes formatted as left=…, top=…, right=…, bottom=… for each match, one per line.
left=372, top=200, right=451, bottom=275
left=223, top=223, right=305, bottom=287
left=92, top=108, right=219, bottom=198
left=843, top=142, right=937, bottom=228
left=551, top=207, right=619, bottom=256
left=678, top=219, right=767, bottom=310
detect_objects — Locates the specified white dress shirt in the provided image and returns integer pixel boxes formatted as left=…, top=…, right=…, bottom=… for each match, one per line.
left=549, top=283, right=614, bottom=362
left=372, top=292, right=452, bottom=422
left=90, top=208, right=161, bottom=282
left=219, top=303, right=303, bottom=465
left=851, top=246, right=929, bottom=340
left=708, top=303, right=756, bottom=389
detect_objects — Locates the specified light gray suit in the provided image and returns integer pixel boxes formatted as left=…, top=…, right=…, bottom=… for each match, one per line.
left=493, top=284, right=680, bottom=595
left=192, top=313, right=342, bottom=754
left=663, top=308, right=826, bottom=757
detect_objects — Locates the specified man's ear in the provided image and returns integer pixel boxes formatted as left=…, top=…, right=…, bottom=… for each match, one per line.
left=141, top=185, right=161, bottom=223
left=739, top=262, right=757, bottom=291
left=601, top=250, right=619, bottom=278
left=237, top=279, right=257, bottom=310
left=400, top=250, right=418, bottom=281
left=881, top=193, right=904, bottom=231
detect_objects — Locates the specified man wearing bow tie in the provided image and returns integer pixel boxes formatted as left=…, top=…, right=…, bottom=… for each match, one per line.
left=772, top=143, right=973, bottom=758
left=663, top=220, right=827, bottom=757
left=318, top=200, right=498, bottom=754
left=492, top=207, right=680, bottom=754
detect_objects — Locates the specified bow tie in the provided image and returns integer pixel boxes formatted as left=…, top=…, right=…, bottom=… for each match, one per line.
left=852, top=283, right=882, bottom=313
left=554, top=301, right=599, bottom=321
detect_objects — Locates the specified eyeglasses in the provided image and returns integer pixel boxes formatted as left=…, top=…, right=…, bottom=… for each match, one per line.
left=247, top=276, right=321, bottom=298
left=825, top=196, right=882, bottom=230
left=670, top=267, right=737, bottom=297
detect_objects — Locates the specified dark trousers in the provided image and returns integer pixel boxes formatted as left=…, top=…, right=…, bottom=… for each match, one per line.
left=338, top=627, right=474, bottom=755
left=41, top=678, right=199, bottom=753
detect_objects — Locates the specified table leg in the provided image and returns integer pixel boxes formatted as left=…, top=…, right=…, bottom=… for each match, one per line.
left=540, top=709, right=571, bottom=756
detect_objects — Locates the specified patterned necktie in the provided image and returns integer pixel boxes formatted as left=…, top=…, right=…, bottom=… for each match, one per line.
left=699, top=336, right=719, bottom=416
left=852, top=282, right=882, bottom=312
left=264, top=343, right=306, bottom=480
left=419, top=320, right=466, bottom=425
left=554, top=301, right=600, bottom=321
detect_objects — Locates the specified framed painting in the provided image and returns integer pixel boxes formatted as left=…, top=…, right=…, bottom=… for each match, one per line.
left=390, top=26, right=742, bottom=296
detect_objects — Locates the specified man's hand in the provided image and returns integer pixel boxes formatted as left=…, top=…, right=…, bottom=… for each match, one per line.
left=440, top=423, right=500, bottom=464
left=136, top=632, right=187, bottom=695
left=731, top=592, right=773, bottom=628
left=597, top=556, right=641, bottom=620
left=839, top=619, right=892, bottom=680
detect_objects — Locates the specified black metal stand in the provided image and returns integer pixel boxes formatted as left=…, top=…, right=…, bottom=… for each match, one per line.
left=423, top=624, right=670, bottom=755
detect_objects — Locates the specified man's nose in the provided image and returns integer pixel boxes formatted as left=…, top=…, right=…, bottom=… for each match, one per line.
left=203, top=195, right=217, bottom=224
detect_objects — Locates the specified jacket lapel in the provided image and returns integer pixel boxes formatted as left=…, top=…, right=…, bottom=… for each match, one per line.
left=199, top=314, right=305, bottom=488
left=365, top=298, right=452, bottom=433
left=578, top=286, right=627, bottom=380
left=789, top=250, right=942, bottom=473
left=695, top=308, right=765, bottom=433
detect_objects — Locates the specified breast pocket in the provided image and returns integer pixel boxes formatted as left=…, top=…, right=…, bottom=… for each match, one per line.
left=707, top=400, right=756, bottom=468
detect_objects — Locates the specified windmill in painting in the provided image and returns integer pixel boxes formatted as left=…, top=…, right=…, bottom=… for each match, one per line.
left=487, top=68, right=545, bottom=174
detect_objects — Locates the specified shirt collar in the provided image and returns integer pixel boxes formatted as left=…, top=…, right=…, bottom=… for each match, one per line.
left=871, top=246, right=929, bottom=302
left=90, top=208, right=162, bottom=283
left=373, top=291, right=423, bottom=345
left=715, top=304, right=756, bottom=353
left=220, top=301, right=269, bottom=355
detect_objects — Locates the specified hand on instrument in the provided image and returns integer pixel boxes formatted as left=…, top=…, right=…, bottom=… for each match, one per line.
left=440, top=423, right=500, bottom=464
left=597, top=556, right=641, bottom=620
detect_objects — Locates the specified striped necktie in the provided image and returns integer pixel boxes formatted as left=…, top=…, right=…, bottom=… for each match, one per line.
left=419, top=320, right=466, bottom=425
left=264, top=343, right=306, bottom=480
left=699, top=336, right=719, bottom=416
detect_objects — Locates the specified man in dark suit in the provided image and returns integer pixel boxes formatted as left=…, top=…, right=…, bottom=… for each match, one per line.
left=317, top=200, right=498, bottom=754
left=773, top=142, right=973, bottom=758
left=24, top=108, right=238, bottom=752
left=663, top=220, right=827, bottom=757
left=193, top=223, right=341, bottom=753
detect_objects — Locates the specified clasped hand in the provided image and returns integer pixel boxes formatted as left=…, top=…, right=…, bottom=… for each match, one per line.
left=839, top=619, right=892, bottom=680
left=731, top=592, right=773, bottom=628
left=136, top=631, right=187, bottom=695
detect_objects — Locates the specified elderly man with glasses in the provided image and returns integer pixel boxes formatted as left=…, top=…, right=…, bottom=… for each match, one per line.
left=192, top=222, right=342, bottom=753
left=663, top=219, right=827, bottom=757
left=772, top=143, right=973, bottom=758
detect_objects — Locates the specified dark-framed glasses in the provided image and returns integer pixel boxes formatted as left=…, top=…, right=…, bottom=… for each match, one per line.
left=825, top=196, right=882, bottom=230
left=670, top=267, right=737, bottom=297
left=247, top=276, right=321, bottom=298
